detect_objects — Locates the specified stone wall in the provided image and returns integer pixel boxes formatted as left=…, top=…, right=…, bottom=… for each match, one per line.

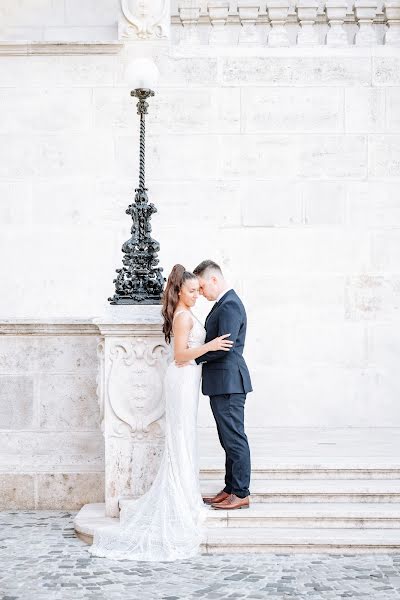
left=0, top=323, right=104, bottom=509
left=0, top=1, right=399, bottom=508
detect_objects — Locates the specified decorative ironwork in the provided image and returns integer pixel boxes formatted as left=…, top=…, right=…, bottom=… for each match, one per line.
left=108, top=88, right=165, bottom=305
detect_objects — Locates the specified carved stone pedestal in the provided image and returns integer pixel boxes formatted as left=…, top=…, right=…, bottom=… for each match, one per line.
left=75, top=306, right=171, bottom=536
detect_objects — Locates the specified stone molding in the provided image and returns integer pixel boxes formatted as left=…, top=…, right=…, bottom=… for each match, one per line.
left=0, top=320, right=99, bottom=336
left=0, top=41, right=123, bottom=55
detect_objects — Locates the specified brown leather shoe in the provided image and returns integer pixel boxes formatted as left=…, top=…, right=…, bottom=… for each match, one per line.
left=211, top=493, right=250, bottom=510
left=202, top=490, right=230, bottom=505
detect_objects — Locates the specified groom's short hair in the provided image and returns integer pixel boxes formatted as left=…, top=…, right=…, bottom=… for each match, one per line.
left=193, top=260, right=223, bottom=279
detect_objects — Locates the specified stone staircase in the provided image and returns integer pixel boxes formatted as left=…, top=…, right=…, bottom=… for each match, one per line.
left=198, top=465, right=400, bottom=552
left=74, top=463, right=400, bottom=553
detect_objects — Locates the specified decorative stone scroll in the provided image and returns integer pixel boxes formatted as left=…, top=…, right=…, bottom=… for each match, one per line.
left=118, top=0, right=171, bottom=40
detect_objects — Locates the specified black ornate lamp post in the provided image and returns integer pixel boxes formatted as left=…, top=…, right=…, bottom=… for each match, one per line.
left=108, top=69, right=165, bottom=305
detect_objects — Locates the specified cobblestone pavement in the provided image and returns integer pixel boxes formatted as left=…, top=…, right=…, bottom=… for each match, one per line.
left=1, top=511, right=400, bottom=600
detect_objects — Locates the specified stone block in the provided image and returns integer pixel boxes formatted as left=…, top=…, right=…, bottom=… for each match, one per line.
left=344, top=87, right=385, bottom=133
left=153, top=54, right=219, bottom=87
left=386, top=88, right=400, bottom=131
left=297, top=135, right=367, bottom=179
left=95, top=86, right=240, bottom=134
left=157, top=227, right=224, bottom=279
left=43, top=25, right=118, bottom=41
left=0, top=133, right=113, bottom=179
left=116, top=134, right=220, bottom=180
left=0, top=135, right=36, bottom=178
left=150, top=180, right=241, bottom=229
left=221, top=134, right=297, bottom=179
left=368, top=134, right=400, bottom=179
left=368, top=322, right=400, bottom=368
left=246, top=321, right=366, bottom=368
left=0, top=182, right=32, bottom=224
left=37, top=335, right=98, bottom=372
left=246, top=366, right=397, bottom=427
left=345, top=274, right=400, bottom=321
left=37, top=472, right=105, bottom=509
left=0, top=474, right=35, bottom=509
left=221, top=228, right=372, bottom=274
left=31, top=180, right=95, bottom=225
left=35, top=133, right=115, bottom=178
left=0, top=376, right=35, bottom=429
left=347, top=182, right=400, bottom=227
left=241, top=181, right=303, bottom=226
left=93, top=87, right=133, bottom=130
left=373, top=57, right=400, bottom=86
left=0, top=88, right=92, bottom=133
left=241, top=87, right=343, bottom=133
left=372, top=231, right=400, bottom=271
left=64, top=0, right=120, bottom=26
left=39, top=372, right=99, bottom=430
left=0, top=432, right=104, bottom=470
left=0, top=0, right=65, bottom=26
left=303, top=182, right=346, bottom=225
left=151, top=87, right=241, bottom=134
left=243, top=274, right=346, bottom=322
left=221, top=57, right=371, bottom=86
left=0, top=337, right=38, bottom=374
left=0, top=55, right=116, bottom=88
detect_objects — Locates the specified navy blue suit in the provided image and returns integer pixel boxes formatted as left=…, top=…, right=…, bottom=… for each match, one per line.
left=195, top=289, right=252, bottom=498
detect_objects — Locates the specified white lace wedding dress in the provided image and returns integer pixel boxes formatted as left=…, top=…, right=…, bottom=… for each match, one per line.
left=87, top=310, right=209, bottom=561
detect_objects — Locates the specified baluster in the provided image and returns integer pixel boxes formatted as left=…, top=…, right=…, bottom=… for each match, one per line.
left=384, top=0, right=400, bottom=45
left=238, top=2, right=261, bottom=45
left=354, top=0, right=378, bottom=45
left=296, top=0, right=319, bottom=45
left=208, top=1, right=230, bottom=45
left=266, top=0, right=291, bottom=45
left=325, top=0, right=349, bottom=45
left=178, top=0, right=202, bottom=46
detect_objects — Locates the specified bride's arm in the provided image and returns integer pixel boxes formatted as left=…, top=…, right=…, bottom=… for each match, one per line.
left=173, top=312, right=232, bottom=363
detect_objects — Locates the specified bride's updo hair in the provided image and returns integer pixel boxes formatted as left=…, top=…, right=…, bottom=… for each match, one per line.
left=162, top=264, right=196, bottom=344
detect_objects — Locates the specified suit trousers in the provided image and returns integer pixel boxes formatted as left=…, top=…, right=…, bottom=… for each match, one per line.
left=209, top=393, right=251, bottom=498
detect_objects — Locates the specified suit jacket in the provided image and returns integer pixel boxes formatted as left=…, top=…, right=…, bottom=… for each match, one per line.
left=195, top=289, right=253, bottom=396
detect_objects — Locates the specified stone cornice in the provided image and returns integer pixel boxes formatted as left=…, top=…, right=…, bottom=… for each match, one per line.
left=0, top=306, right=164, bottom=336
left=0, top=320, right=99, bottom=335
left=0, top=41, right=123, bottom=56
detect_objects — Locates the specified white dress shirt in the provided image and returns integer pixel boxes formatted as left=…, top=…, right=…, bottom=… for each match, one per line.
left=216, top=287, right=232, bottom=303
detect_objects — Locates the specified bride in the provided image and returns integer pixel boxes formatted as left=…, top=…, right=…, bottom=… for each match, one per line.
left=87, top=264, right=233, bottom=561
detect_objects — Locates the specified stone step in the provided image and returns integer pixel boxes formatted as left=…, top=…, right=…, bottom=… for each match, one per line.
left=200, top=466, right=400, bottom=480
left=201, top=478, right=400, bottom=502
left=203, top=527, right=400, bottom=553
left=205, top=502, right=400, bottom=528
left=74, top=504, right=400, bottom=553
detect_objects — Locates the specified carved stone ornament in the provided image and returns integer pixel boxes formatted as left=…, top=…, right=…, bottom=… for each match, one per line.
left=106, top=338, right=170, bottom=440
left=119, top=0, right=170, bottom=39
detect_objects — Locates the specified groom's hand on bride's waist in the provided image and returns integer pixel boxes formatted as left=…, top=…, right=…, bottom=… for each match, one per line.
left=175, top=360, right=193, bottom=368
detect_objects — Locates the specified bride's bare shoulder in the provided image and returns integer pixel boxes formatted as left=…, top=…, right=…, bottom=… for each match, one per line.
left=173, top=310, right=193, bottom=327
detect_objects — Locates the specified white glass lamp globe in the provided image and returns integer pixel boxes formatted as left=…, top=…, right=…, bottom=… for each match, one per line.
left=126, top=58, right=160, bottom=91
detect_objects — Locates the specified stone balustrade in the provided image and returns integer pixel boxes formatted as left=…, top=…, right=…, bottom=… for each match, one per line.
left=173, top=0, right=400, bottom=45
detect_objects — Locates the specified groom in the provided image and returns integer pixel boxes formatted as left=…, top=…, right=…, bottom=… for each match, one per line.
left=193, top=260, right=252, bottom=510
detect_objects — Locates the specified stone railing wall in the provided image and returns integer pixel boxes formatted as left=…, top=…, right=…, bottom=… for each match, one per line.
left=171, top=0, right=400, bottom=46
